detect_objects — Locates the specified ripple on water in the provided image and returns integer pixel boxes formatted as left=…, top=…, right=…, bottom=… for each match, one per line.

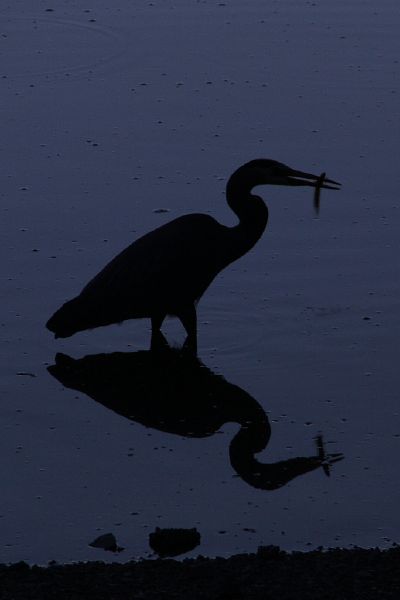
left=0, top=15, right=124, bottom=80
left=200, top=296, right=265, bottom=363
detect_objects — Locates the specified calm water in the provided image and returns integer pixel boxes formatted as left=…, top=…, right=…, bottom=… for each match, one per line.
left=1, top=0, right=399, bottom=563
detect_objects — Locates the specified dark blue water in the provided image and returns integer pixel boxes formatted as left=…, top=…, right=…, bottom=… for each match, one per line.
left=1, top=0, right=399, bottom=563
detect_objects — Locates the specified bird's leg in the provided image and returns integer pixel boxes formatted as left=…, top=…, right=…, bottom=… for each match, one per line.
left=150, top=314, right=167, bottom=351
left=150, top=330, right=169, bottom=352
left=151, top=313, right=166, bottom=332
left=179, top=305, right=198, bottom=354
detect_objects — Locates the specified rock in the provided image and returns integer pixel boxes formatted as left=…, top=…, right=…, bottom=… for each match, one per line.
left=149, top=527, right=201, bottom=557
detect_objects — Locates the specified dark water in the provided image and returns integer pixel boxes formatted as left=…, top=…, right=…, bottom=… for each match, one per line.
left=1, top=1, right=399, bottom=563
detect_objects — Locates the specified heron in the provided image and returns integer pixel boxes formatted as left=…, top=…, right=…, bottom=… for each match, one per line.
left=46, top=159, right=340, bottom=350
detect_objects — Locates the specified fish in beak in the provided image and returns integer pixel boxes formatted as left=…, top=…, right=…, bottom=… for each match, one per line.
left=283, top=166, right=341, bottom=214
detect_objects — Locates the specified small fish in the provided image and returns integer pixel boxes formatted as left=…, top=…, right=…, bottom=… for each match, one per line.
left=313, top=172, right=326, bottom=215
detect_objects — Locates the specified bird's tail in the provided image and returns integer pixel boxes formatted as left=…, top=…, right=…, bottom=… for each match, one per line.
left=46, top=296, right=94, bottom=338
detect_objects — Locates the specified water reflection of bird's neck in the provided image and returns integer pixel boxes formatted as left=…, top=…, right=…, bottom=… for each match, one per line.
left=229, top=416, right=271, bottom=470
left=229, top=419, right=324, bottom=491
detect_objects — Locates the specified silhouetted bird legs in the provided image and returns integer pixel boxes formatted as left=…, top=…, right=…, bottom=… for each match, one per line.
left=179, top=305, right=197, bottom=354
left=151, top=314, right=166, bottom=333
left=150, top=307, right=197, bottom=353
left=150, top=329, right=169, bottom=353
left=151, top=314, right=166, bottom=351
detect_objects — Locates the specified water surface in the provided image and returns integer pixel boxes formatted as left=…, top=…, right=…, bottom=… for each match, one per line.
left=1, top=0, right=399, bottom=563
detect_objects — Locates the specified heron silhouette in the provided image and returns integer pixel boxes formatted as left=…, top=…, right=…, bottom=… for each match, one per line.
left=46, top=159, right=340, bottom=350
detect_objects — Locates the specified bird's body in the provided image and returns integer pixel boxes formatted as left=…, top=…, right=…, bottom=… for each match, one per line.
left=47, top=159, right=340, bottom=349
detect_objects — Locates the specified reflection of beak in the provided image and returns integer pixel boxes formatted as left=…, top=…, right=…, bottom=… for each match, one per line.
left=286, top=168, right=341, bottom=190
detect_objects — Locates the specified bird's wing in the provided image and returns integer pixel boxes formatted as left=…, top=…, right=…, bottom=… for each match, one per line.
left=79, top=214, right=227, bottom=314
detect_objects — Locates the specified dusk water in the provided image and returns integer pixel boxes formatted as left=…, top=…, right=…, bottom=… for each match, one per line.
left=1, top=1, right=399, bottom=563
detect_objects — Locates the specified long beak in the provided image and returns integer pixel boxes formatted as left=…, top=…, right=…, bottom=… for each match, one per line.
left=285, top=167, right=341, bottom=215
left=286, top=168, right=341, bottom=190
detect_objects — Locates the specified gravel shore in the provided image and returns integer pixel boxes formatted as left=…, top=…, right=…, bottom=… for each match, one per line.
left=1, top=546, right=399, bottom=599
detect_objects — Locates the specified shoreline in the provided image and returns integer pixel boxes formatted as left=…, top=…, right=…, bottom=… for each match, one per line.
left=1, top=545, right=399, bottom=599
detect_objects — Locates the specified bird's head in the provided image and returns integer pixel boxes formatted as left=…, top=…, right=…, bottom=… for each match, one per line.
left=241, top=158, right=341, bottom=191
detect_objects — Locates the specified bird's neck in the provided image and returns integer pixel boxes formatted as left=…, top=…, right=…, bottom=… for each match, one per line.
left=229, top=421, right=325, bottom=490
left=225, top=174, right=269, bottom=261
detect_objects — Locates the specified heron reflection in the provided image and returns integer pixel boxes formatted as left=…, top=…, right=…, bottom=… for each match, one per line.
left=48, top=342, right=342, bottom=490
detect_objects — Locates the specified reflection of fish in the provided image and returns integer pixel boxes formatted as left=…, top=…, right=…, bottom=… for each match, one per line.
left=315, top=434, right=342, bottom=477
left=48, top=344, right=343, bottom=491
left=46, top=160, right=340, bottom=352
